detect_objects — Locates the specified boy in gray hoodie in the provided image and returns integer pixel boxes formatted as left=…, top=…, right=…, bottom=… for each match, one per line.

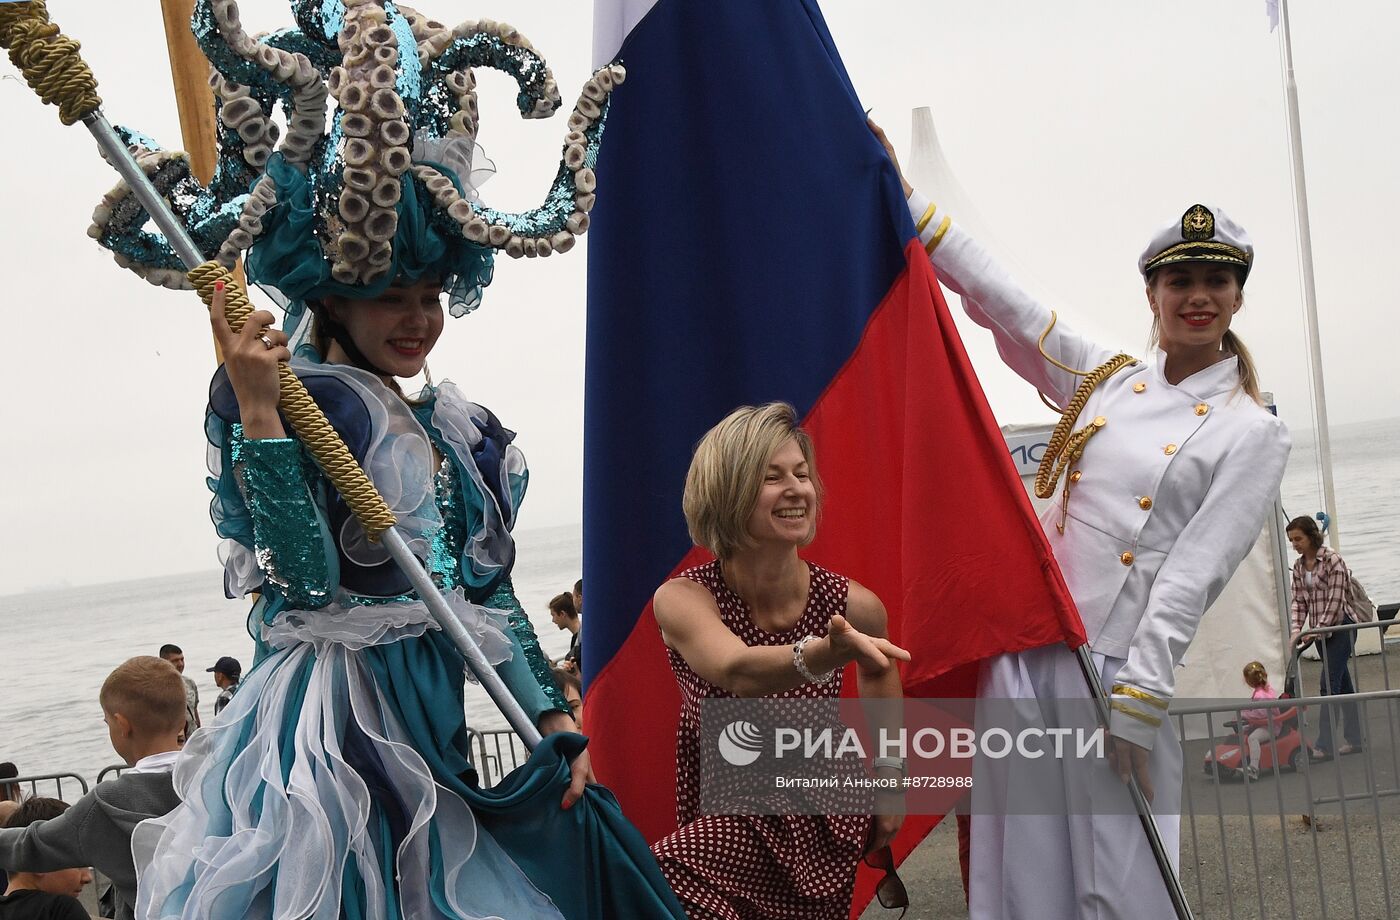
left=0, top=657, right=185, bottom=920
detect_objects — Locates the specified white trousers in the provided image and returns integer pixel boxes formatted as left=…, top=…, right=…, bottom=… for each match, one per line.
left=968, top=644, right=1182, bottom=920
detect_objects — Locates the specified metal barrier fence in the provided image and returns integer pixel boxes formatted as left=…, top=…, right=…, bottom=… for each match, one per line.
left=1171, top=619, right=1400, bottom=919
left=95, top=764, right=127, bottom=784
left=14, top=735, right=529, bottom=805
left=468, top=727, right=531, bottom=788
left=4, top=771, right=89, bottom=802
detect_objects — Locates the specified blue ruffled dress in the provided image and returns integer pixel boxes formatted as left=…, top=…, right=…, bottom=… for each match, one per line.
left=132, top=359, right=683, bottom=920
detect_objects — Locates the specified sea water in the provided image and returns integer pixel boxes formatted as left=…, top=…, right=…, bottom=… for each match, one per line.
left=2, top=419, right=1395, bottom=782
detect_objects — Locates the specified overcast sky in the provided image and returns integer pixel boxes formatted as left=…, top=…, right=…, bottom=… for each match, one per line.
left=1, top=1, right=1393, bottom=591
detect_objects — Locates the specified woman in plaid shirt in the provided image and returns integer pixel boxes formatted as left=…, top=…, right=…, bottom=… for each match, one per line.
left=1287, top=515, right=1363, bottom=757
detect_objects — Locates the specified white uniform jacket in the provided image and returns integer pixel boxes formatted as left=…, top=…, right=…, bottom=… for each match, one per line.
left=908, top=192, right=1292, bottom=747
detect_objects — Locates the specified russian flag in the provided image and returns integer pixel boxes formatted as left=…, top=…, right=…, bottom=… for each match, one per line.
left=583, top=0, right=1083, bottom=910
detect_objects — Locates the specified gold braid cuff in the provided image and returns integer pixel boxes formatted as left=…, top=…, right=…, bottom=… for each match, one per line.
left=0, top=1, right=101, bottom=125
left=1111, top=700, right=1162, bottom=728
left=188, top=261, right=399, bottom=540
left=915, top=202, right=937, bottom=235
left=925, top=215, right=952, bottom=255
left=1112, top=684, right=1169, bottom=710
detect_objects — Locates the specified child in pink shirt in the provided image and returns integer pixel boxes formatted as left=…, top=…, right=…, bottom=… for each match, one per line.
left=1239, top=661, right=1280, bottom=779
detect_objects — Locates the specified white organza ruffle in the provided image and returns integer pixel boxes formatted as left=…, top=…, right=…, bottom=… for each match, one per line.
left=218, top=539, right=262, bottom=598
left=430, top=382, right=526, bottom=587
left=132, top=643, right=563, bottom=920
left=261, top=586, right=513, bottom=669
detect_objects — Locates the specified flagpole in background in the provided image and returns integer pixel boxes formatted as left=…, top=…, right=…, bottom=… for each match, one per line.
left=1275, top=0, right=1342, bottom=550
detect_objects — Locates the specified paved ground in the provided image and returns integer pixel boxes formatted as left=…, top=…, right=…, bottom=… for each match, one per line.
left=862, top=640, right=1400, bottom=920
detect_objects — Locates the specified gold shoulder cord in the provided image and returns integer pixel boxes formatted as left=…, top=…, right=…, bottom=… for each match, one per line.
left=1031, top=312, right=1137, bottom=531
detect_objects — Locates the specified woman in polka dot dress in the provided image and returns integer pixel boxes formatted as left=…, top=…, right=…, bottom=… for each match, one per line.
left=650, top=403, right=910, bottom=919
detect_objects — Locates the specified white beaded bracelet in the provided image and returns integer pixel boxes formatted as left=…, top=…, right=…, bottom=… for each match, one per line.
left=792, top=635, right=835, bottom=685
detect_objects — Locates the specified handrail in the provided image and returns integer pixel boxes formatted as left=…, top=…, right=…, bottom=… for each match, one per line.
left=5, top=771, right=90, bottom=799
left=1170, top=687, right=1400, bottom=717
left=95, top=763, right=128, bottom=784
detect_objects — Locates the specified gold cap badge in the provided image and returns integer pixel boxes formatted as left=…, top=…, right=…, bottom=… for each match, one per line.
left=1181, top=204, right=1214, bottom=241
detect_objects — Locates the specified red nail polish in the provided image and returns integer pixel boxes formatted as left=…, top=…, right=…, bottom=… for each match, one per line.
left=214, top=280, right=225, bottom=291
left=562, top=798, right=573, bottom=810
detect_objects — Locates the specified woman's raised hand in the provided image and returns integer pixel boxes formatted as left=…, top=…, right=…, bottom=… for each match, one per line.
left=825, top=614, right=911, bottom=675
left=867, top=119, right=913, bottom=199
left=209, top=282, right=291, bottom=438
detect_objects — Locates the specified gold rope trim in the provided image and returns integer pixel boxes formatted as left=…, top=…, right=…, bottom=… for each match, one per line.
left=1032, top=351, right=1137, bottom=500
left=925, top=215, right=952, bottom=255
left=1111, top=701, right=1162, bottom=727
left=0, top=1, right=101, bottom=125
left=915, top=202, right=937, bottom=235
left=1112, top=684, right=1169, bottom=710
left=1143, top=240, right=1249, bottom=273
left=187, top=262, right=399, bottom=540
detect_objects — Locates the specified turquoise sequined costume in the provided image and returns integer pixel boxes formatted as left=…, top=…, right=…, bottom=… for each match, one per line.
left=130, top=362, right=682, bottom=919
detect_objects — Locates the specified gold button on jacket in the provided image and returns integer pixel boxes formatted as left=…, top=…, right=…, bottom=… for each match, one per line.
left=1195, top=403, right=1209, bottom=416
left=1120, top=552, right=1135, bottom=566
left=1132, top=382, right=1147, bottom=393
left=1163, top=444, right=1177, bottom=455
left=1138, top=496, right=1153, bottom=511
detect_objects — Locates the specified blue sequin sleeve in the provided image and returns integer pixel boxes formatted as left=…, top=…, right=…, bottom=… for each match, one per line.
left=481, top=578, right=570, bottom=719
left=235, top=436, right=339, bottom=610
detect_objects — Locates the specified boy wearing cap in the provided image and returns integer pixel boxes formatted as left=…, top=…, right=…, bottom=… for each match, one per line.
left=207, top=656, right=242, bottom=717
left=0, top=658, right=185, bottom=920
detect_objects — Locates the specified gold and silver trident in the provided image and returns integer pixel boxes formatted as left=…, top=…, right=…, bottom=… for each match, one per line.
left=0, top=0, right=616, bottom=750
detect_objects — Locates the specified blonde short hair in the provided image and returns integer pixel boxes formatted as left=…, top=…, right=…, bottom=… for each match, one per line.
left=100, top=656, right=188, bottom=736
left=682, top=402, right=822, bottom=559
left=1242, top=661, right=1268, bottom=689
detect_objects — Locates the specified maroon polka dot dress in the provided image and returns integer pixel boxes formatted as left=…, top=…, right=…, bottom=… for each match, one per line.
left=651, top=560, right=873, bottom=920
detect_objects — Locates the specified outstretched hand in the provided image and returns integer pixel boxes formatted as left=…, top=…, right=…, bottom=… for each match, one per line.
left=867, top=119, right=913, bottom=199
left=826, top=614, right=911, bottom=675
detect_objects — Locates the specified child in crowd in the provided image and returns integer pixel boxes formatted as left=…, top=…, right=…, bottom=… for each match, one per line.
left=1239, top=661, right=1281, bottom=780
left=553, top=664, right=584, bottom=728
left=0, top=657, right=185, bottom=920
left=0, top=798, right=91, bottom=920
left=0, top=764, right=19, bottom=803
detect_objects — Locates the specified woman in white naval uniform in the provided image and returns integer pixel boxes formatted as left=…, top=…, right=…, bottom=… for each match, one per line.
left=873, top=123, right=1290, bottom=920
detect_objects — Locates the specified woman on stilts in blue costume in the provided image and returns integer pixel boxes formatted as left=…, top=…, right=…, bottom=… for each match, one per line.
left=87, top=1, right=683, bottom=916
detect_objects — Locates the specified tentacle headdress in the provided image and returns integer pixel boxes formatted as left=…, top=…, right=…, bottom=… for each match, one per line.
left=90, top=0, right=622, bottom=315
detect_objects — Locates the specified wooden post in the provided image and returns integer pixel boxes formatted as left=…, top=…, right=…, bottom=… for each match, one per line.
left=159, top=0, right=238, bottom=356
left=158, top=0, right=218, bottom=185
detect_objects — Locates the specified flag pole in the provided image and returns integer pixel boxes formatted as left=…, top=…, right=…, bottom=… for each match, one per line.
left=158, top=0, right=217, bottom=185
left=159, top=0, right=238, bottom=366
left=1277, top=0, right=1342, bottom=550
left=1073, top=648, right=1195, bottom=920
